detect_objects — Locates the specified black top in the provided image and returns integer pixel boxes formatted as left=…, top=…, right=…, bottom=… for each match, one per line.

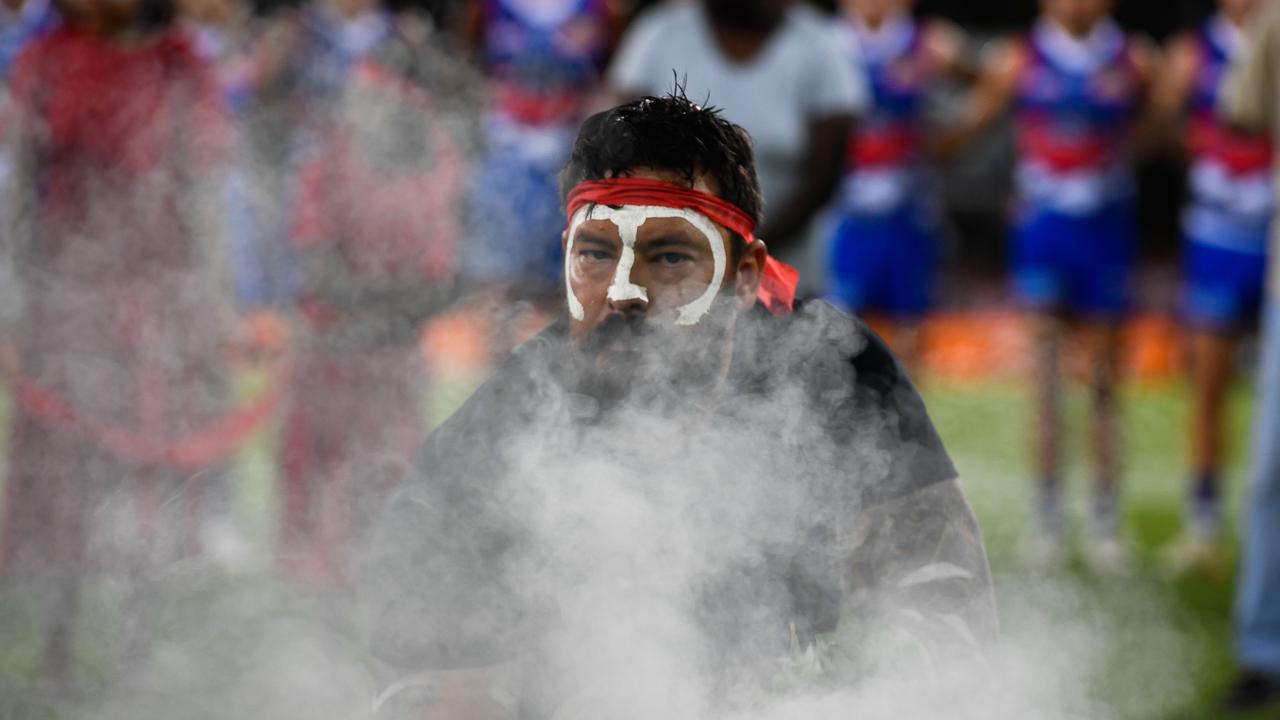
left=360, top=299, right=964, bottom=713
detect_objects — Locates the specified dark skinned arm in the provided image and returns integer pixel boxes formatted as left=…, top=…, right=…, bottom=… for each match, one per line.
left=757, top=113, right=854, bottom=253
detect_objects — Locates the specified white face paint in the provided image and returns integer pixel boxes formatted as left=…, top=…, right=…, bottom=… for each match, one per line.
left=564, top=204, right=727, bottom=327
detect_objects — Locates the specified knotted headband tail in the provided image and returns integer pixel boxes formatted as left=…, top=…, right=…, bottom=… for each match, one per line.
left=565, top=178, right=798, bottom=315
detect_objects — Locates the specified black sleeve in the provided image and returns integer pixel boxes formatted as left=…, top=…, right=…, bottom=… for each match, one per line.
left=781, top=301, right=957, bottom=506
left=756, top=301, right=965, bottom=640
left=846, top=316, right=958, bottom=506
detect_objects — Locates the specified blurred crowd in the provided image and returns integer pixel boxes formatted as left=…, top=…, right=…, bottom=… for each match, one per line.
left=0, top=0, right=1278, bottom=707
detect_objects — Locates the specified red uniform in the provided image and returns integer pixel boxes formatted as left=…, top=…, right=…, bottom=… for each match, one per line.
left=0, top=25, right=233, bottom=580
left=280, top=58, right=461, bottom=585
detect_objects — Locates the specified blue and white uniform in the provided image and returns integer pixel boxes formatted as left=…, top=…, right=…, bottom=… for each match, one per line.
left=1010, top=19, right=1143, bottom=317
left=1182, top=15, right=1273, bottom=331
left=464, top=0, right=613, bottom=290
left=826, top=14, right=939, bottom=318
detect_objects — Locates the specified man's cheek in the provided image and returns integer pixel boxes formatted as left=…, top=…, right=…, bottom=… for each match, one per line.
left=647, top=271, right=717, bottom=321
left=568, top=269, right=611, bottom=314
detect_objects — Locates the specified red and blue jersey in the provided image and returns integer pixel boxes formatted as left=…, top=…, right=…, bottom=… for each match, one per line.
left=1184, top=15, right=1273, bottom=254
left=1013, top=20, right=1142, bottom=216
left=479, top=0, right=612, bottom=135
left=835, top=15, right=937, bottom=216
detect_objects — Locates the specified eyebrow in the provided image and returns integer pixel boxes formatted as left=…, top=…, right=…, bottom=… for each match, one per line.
left=638, top=235, right=704, bottom=253
left=575, top=232, right=618, bottom=248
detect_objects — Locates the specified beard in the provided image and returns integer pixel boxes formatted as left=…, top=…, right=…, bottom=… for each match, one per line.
left=567, top=305, right=735, bottom=420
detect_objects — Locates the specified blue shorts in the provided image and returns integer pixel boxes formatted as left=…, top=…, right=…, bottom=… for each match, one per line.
left=462, top=150, right=566, bottom=292
left=1183, top=238, right=1268, bottom=332
left=1011, top=204, right=1136, bottom=318
left=825, top=209, right=938, bottom=318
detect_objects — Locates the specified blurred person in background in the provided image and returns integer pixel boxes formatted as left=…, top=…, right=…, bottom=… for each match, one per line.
left=460, top=0, right=621, bottom=358
left=0, top=0, right=57, bottom=77
left=239, top=0, right=400, bottom=314
left=178, top=0, right=254, bottom=102
left=0, top=0, right=59, bottom=335
left=605, top=0, right=867, bottom=292
left=1148, top=0, right=1270, bottom=572
left=826, top=0, right=972, bottom=377
left=279, top=44, right=464, bottom=586
left=943, top=0, right=1152, bottom=570
left=1217, top=0, right=1280, bottom=709
left=0, top=0, right=233, bottom=689
left=177, top=0, right=268, bottom=327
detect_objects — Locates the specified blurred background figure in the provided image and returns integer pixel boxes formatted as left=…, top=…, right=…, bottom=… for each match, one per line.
left=279, top=42, right=464, bottom=587
left=1149, top=0, right=1270, bottom=572
left=825, top=0, right=971, bottom=377
left=0, top=0, right=233, bottom=689
left=1218, top=0, right=1280, bottom=709
left=944, top=0, right=1152, bottom=571
left=0, top=0, right=56, bottom=77
left=239, top=0, right=400, bottom=315
left=459, top=0, right=620, bottom=358
left=606, top=0, right=866, bottom=292
left=178, top=0, right=254, bottom=102
left=176, top=0, right=264, bottom=338
left=0, top=0, right=58, bottom=324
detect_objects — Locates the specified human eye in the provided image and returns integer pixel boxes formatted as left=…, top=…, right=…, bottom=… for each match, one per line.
left=577, top=247, right=614, bottom=263
left=652, top=251, right=694, bottom=267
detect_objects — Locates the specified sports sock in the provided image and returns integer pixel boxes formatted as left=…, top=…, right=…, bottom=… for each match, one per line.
left=1189, top=472, right=1222, bottom=541
left=1035, top=483, right=1065, bottom=540
left=1090, top=490, right=1120, bottom=540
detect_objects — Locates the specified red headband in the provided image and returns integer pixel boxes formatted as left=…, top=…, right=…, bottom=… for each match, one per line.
left=565, top=178, right=799, bottom=316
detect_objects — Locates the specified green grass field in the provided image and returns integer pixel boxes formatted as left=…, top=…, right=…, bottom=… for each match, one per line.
left=0, top=373, right=1265, bottom=719
left=931, top=378, right=1256, bottom=719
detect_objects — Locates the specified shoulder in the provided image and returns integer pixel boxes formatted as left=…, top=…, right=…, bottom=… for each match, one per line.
left=414, top=321, right=568, bottom=480
left=786, top=299, right=903, bottom=393
left=921, top=17, right=967, bottom=69
left=609, top=0, right=690, bottom=79
left=758, top=300, right=957, bottom=502
left=783, top=4, right=845, bottom=56
left=1165, top=29, right=1204, bottom=79
left=743, top=299, right=908, bottom=419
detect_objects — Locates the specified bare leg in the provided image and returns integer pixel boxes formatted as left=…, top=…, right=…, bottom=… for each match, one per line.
left=1082, top=319, right=1124, bottom=535
left=1031, top=313, right=1065, bottom=543
left=1070, top=318, right=1134, bottom=573
left=1189, top=330, right=1234, bottom=538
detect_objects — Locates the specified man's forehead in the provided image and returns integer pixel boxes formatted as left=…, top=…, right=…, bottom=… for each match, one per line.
left=576, top=214, right=716, bottom=241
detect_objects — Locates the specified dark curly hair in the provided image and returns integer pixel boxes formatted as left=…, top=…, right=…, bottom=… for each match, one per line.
left=559, top=90, right=763, bottom=259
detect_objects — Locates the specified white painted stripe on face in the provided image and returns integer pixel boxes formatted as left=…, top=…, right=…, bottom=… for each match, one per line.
left=563, top=204, right=727, bottom=326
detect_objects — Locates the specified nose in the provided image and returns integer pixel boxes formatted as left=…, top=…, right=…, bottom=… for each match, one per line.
left=605, top=246, right=649, bottom=317
left=607, top=291, right=648, bottom=318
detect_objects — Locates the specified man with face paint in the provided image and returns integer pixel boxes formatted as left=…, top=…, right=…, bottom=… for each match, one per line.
left=361, top=93, right=996, bottom=719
